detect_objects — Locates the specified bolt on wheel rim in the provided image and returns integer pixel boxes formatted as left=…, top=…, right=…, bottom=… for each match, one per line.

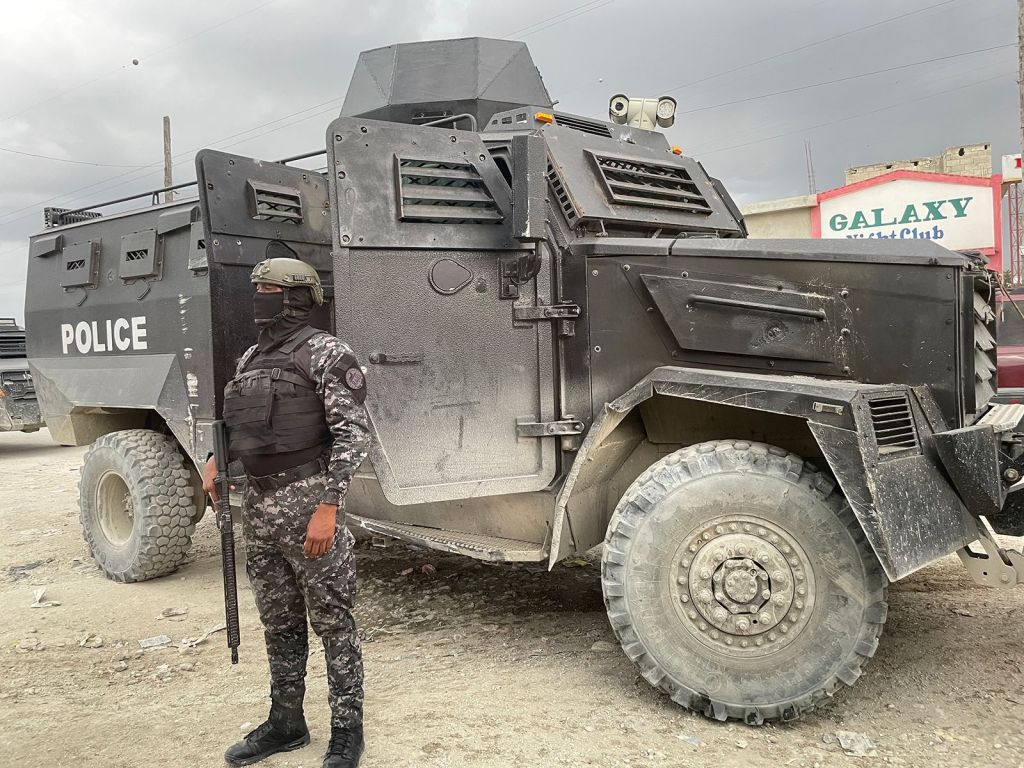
left=96, top=471, right=135, bottom=546
left=672, top=515, right=815, bottom=656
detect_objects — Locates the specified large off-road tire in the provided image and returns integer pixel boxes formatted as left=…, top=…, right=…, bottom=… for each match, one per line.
left=79, top=429, right=198, bottom=582
left=601, top=440, right=888, bottom=724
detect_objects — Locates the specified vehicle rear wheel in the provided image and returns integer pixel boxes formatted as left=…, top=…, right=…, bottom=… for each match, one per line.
left=601, top=439, right=888, bottom=723
left=79, top=429, right=198, bottom=582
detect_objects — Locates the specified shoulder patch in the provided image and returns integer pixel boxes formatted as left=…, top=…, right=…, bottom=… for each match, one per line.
left=327, top=352, right=366, bottom=403
left=345, top=367, right=365, bottom=391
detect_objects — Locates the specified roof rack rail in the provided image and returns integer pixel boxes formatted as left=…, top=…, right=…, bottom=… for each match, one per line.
left=43, top=148, right=328, bottom=228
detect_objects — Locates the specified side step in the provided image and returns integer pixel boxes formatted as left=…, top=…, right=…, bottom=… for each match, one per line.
left=976, top=402, right=1024, bottom=432
left=347, top=515, right=548, bottom=563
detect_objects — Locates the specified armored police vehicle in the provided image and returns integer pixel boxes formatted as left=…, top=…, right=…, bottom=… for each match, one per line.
left=0, top=318, right=43, bottom=433
left=24, top=37, right=1024, bottom=723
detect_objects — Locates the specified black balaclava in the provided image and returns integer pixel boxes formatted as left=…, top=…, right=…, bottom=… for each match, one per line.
left=254, top=286, right=315, bottom=351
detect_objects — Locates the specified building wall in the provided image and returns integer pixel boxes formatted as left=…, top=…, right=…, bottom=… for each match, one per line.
left=845, top=143, right=991, bottom=185
left=744, top=205, right=813, bottom=239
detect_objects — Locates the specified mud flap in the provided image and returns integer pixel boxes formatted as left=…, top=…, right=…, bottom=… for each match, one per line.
left=931, top=424, right=1003, bottom=518
left=808, top=420, right=972, bottom=580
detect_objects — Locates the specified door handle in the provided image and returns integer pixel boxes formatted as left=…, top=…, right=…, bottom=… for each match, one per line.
left=368, top=351, right=424, bottom=364
left=688, top=294, right=826, bottom=321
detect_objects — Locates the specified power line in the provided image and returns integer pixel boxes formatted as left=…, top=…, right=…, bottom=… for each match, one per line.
left=516, top=1, right=616, bottom=38
left=0, top=2, right=619, bottom=226
left=504, top=0, right=611, bottom=37
left=660, top=0, right=962, bottom=96
left=681, top=54, right=1009, bottom=157
left=2, top=0, right=279, bottom=123
left=5, top=70, right=995, bottom=265
left=693, top=69, right=1011, bottom=157
left=0, top=146, right=150, bottom=168
left=0, top=88, right=343, bottom=174
left=679, top=42, right=1014, bottom=115
left=0, top=94, right=347, bottom=226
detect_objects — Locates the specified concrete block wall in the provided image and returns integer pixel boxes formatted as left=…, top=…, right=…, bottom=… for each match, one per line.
left=939, top=143, right=991, bottom=178
left=845, top=143, right=991, bottom=184
left=740, top=195, right=816, bottom=239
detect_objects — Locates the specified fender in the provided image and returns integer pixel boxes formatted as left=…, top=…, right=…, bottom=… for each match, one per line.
left=29, top=353, right=193, bottom=453
left=551, top=365, right=975, bottom=581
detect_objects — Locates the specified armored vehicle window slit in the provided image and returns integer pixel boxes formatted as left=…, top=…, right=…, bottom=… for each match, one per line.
left=60, top=241, right=99, bottom=289
left=118, top=229, right=160, bottom=280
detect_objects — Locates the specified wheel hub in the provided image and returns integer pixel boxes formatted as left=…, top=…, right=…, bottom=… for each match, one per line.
left=95, top=471, right=135, bottom=547
left=673, top=517, right=815, bottom=655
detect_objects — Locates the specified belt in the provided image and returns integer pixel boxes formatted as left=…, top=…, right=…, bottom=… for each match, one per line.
left=247, top=456, right=328, bottom=493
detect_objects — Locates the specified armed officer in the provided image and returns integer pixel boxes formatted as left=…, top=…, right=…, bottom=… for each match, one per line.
left=202, top=257, right=370, bottom=768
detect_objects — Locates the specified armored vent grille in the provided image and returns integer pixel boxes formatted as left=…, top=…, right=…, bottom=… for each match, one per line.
left=43, top=207, right=102, bottom=228
left=125, top=248, right=148, bottom=262
left=249, top=182, right=303, bottom=224
left=868, top=395, right=920, bottom=455
left=973, top=283, right=997, bottom=414
left=396, top=158, right=502, bottom=224
left=593, top=155, right=713, bottom=214
left=0, top=333, right=26, bottom=357
left=553, top=113, right=614, bottom=137
left=66, top=259, right=86, bottom=270
left=546, top=161, right=578, bottom=225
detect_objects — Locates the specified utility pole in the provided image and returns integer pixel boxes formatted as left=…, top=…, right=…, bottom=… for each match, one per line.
left=1015, top=0, right=1023, bottom=282
left=804, top=140, right=817, bottom=196
left=163, top=115, right=174, bottom=204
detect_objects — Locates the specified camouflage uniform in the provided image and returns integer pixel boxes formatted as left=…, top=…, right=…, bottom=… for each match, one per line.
left=238, top=332, right=370, bottom=730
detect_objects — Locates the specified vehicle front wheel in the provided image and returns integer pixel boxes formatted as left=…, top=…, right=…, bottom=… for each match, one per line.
left=601, top=439, right=888, bottom=723
left=79, top=429, right=198, bottom=582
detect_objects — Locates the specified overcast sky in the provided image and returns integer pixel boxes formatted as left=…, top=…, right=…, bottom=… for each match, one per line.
left=0, top=0, right=1016, bottom=322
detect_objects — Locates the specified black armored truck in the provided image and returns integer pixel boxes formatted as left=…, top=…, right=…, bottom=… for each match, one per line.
left=24, top=38, right=1024, bottom=723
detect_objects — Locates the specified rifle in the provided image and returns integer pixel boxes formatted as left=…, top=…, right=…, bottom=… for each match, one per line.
left=213, top=420, right=241, bottom=664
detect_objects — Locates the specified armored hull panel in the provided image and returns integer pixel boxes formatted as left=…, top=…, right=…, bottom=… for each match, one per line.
left=578, top=237, right=984, bottom=429
left=342, top=37, right=552, bottom=129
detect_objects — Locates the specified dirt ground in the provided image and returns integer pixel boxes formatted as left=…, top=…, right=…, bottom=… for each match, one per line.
left=1, top=429, right=1023, bottom=768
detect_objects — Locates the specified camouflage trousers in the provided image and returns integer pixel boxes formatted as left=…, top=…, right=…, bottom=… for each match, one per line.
left=241, top=472, right=363, bottom=729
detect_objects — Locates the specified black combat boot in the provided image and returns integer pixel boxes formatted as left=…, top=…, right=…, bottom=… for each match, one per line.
left=224, top=703, right=310, bottom=766
left=322, top=722, right=364, bottom=768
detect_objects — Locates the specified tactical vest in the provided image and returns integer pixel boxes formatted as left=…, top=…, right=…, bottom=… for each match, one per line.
left=222, top=327, right=330, bottom=458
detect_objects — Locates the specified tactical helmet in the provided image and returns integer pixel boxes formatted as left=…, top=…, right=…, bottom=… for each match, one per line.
left=250, top=258, right=324, bottom=305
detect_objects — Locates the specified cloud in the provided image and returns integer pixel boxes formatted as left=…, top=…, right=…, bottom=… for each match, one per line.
left=0, top=0, right=1016, bottom=323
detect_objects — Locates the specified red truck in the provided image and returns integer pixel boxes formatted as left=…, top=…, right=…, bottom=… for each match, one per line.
left=997, top=290, right=1024, bottom=401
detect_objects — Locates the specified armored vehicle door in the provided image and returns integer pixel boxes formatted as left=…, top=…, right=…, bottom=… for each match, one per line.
left=195, top=150, right=335, bottom=414
left=327, top=118, right=563, bottom=505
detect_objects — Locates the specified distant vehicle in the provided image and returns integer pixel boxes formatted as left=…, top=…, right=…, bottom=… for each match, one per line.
left=0, top=318, right=43, bottom=433
left=22, top=37, right=1024, bottom=725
